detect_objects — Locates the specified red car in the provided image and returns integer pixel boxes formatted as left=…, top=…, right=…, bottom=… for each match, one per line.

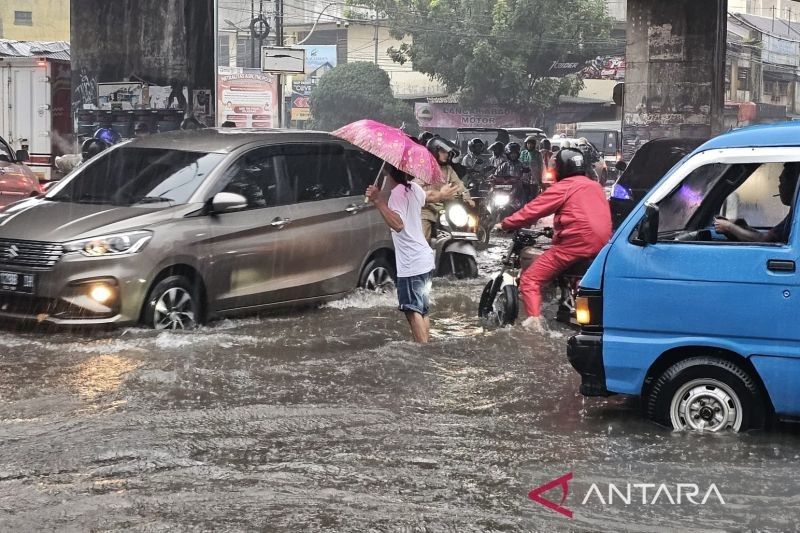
left=0, top=136, right=42, bottom=207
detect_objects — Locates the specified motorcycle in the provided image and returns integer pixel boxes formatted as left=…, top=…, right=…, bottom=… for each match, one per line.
left=478, top=227, right=593, bottom=326
left=477, top=176, right=527, bottom=249
left=462, top=165, right=494, bottom=249
left=432, top=199, right=480, bottom=279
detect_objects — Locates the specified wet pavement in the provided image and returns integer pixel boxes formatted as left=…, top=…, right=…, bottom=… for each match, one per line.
left=1, top=241, right=800, bottom=532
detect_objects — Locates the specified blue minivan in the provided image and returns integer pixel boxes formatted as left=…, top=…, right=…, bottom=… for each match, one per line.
left=568, top=122, right=800, bottom=432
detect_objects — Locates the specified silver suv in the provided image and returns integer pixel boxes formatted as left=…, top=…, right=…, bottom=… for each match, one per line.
left=0, top=129, right=395, bottom=328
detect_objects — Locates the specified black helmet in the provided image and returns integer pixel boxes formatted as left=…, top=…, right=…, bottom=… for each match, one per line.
left=505, top=142, right=521, bottom=156
left=419, top=131, right=434, bottom=145
left=554, top=148, right=587, bottom=180
left=524, top=135, right=538, bottom=147
left=426, top=136, right=459, bottom=162
left=467, top=138, right=485, bottom=153
left=81, top=138, right=109, bottom=161
left=488, top=141, right=504, bottom=155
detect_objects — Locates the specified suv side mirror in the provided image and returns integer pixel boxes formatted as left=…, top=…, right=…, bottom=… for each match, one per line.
left=210, top=192, right=247, bottom=213
left=15, top=149, right=30, bottom=162
left=636, top=204, right=659, bottom=245
left=615, top=160, right=627, bottom=172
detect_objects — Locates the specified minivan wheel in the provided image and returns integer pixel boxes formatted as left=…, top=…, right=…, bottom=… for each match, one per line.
left=359, top=257, right=396, bottom=292
left=142, top=275, right=201, bottom=330
left=646, top=356, right=766, bottom=432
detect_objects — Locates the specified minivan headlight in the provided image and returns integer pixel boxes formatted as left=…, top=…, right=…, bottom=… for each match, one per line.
left=64, top=231, right=153, bottom=257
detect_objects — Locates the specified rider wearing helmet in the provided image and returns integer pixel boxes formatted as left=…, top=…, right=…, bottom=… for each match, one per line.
left=461, top=138, right=485, bottom=170
left=488, top=141, right=506, bottom=169
left=94, top=127, right=121, bottom=146
left=497, top=148, right=612, bottom=331
left=576, top=137, right=602, bottom=181
left=81, top=138, right=110, bottom=162
left=421, top=136, right=475, bottom=240
left=520, top=135, right=543, bottom=201
left=419, top=131, right=435, bottom=146
left=494, top=142, right=527, bottom=181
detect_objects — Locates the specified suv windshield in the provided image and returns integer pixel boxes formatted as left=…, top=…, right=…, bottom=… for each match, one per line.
left=579, top=131, right=617, bottom=155
left=456, top=129, right=509, bottom=155
left=619, top=139, right=704, bottom=191
left=47, top=147, right=224, bottom=206
left=0, top=138, right=14, bottom=163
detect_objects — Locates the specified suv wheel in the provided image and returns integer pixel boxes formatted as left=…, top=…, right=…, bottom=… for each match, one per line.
left=142, top=275, right=201, bottom=330
left=359, top=256, right=396, bottom=292
left=646, top=356, right=766, bottom=432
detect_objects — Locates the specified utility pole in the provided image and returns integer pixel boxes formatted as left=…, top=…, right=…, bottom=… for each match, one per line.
left=276, top=0, right=285, bottom=127
left=374, top=8, right=379, bottom=65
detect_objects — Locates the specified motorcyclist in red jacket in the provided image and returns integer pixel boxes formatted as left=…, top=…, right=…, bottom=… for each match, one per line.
left=496, top=148, right=612, bottom=331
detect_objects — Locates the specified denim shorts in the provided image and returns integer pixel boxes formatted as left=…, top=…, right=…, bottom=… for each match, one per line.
left=396, top=271, right=432, bottom=316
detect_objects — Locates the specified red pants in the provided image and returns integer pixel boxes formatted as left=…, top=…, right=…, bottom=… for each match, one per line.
left=520, top=247, right=587, bottom=317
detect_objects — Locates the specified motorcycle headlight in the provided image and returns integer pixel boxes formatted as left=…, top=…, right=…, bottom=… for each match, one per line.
left=64, top=230, right=153, bottom=257
left=493, top=193, right=511, bottom=208
left=446, top=204, right=470, bottom=229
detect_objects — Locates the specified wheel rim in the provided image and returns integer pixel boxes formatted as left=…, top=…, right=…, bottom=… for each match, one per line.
left=365, top=267, right=394, bottom=292
left=477, top=226, right=489, bottom=244
left=669, top=378, right=743, bottom=432
left=153, top=287, right=196, bottom=330
left=493, top=289, right=510, bottom=326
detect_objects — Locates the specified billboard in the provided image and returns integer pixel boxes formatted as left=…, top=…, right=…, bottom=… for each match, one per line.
left=294, top=45, right=337, bottom=75
left=217, top=67, right=278, bottom=127
left=414, top=102, right=522, bottom=128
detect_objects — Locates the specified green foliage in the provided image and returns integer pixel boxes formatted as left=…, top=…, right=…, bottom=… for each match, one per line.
left=349, top=0, right=615, bottom=123
left=309, top=62, right=418, bottom=131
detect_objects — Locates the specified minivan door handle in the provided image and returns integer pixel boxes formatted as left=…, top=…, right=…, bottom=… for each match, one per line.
left=270, top=217, right=291, bottom=228
left=767, top=259, right=795, bottom=272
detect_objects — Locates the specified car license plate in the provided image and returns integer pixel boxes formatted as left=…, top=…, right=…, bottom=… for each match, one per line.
left=0, top=271, right=34, bottom=293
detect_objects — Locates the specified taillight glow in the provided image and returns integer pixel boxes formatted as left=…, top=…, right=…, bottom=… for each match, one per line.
left=576, top=297, right=591, bottom=325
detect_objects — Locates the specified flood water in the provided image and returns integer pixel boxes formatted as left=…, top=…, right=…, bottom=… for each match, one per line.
left=1, top=241, right=799, bottom=532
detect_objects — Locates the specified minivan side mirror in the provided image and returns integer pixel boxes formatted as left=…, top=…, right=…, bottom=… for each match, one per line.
left=210, top=192, right=247, bottom=213
left=615, top=160, right=627, bottom=172
left=15, top=149, right=30, bottom=162
left=636, top=204, right=659, bottom=245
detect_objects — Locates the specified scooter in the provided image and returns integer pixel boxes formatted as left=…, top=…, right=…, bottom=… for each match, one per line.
left=478, top=227, right=592, bottom=326
left=432, top=199, right=480, bottom=279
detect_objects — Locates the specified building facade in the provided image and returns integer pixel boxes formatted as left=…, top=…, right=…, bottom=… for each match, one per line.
left=0, top=1, right=70, bottom=41
left=726, top=12, right=800, bottom=126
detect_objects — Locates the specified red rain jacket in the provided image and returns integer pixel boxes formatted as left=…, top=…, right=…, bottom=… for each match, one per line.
left=501, top=175, right=612, bottom=254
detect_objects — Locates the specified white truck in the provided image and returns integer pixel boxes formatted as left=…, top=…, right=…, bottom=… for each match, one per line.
left=0, top=52, right=72, bottom=182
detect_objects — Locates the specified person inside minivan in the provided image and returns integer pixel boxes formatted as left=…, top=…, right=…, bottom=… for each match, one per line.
left=714, top=162, right=800, bottom=243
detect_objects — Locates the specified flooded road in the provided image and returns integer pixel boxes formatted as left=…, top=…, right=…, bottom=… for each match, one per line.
left=1, top=242, right=800, bottom=532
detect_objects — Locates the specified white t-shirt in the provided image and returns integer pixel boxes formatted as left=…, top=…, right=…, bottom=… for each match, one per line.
left=388, top=182, right=435, bottom=278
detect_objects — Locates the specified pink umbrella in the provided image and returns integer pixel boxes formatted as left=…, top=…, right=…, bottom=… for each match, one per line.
left=331, top=119, right=444, bottom=185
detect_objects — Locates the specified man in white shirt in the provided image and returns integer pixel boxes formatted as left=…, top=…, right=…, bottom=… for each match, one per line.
left=366, top=165, right=456, bottom=343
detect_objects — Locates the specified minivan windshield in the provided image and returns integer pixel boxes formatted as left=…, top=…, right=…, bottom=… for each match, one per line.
left=46, top=147, right=224, bottom=206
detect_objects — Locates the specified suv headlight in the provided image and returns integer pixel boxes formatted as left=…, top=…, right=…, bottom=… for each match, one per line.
left=64, top=231, right=153, bottom=257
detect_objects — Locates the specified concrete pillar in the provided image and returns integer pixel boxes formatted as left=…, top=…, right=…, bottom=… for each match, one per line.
left=622, top=0, right=727, bottom=158
left=70, top=0, right=214, bottom=114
